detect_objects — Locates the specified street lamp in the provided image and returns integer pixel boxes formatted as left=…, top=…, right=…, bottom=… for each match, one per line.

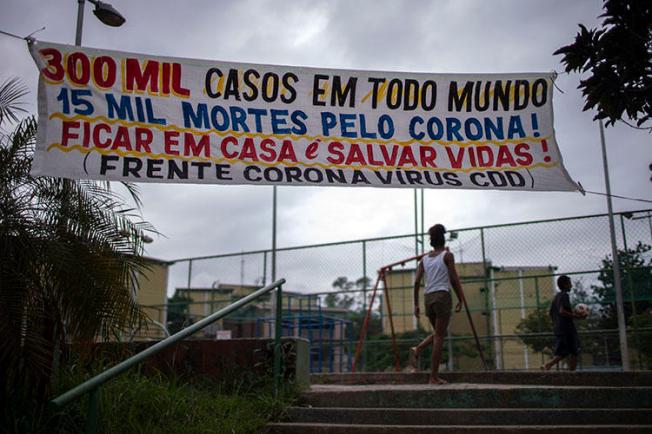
left=75, top=0, right=125, bottom=46
left=599, top=119, right=630, bottom=371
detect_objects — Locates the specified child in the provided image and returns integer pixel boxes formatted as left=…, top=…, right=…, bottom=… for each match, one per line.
left=542, top=275, right=586, bottom=371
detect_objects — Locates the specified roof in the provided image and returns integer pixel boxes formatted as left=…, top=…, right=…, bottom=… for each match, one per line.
left=176, top=284, right=310, bottom=297
left=142, top=256, right=174, bottom=266
left=176, top=287, right=233, bottom=293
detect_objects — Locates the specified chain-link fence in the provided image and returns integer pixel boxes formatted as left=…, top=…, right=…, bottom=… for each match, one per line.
left=145, top=208, right=652, bottom=373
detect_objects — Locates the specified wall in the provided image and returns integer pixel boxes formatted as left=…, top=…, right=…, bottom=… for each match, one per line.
left=81, top=338, right=310, bottom=386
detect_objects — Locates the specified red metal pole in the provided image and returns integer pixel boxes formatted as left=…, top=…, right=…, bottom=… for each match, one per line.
left=351, top=272, right=383, bottom=372
left=381, top=270, right=402, bottom=372
left=353, top=249, right=487, bottom=373
left=380, top=252, right=428, bottom=271
left=461, top=295, right=488, bottom=370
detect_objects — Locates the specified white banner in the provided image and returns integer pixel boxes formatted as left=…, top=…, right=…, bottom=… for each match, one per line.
left=30, top=41, right=579, bottom=191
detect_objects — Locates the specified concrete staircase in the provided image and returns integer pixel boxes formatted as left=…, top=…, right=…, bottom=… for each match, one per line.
left=267, top=371, right=652, bottom=433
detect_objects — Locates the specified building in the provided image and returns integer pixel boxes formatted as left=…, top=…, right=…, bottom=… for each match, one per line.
left=173, top=283, right=352, bottom=372
left=121, top=256, right=171, bottom=340
left=173, top=283, right=326, bottom=336
left=382, top=261, right=556, bottom=370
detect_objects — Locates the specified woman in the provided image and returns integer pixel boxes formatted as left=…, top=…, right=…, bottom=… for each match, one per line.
left=411, top=224, right=465, bottom=384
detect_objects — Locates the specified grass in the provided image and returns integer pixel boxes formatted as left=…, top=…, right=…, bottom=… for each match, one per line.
left=5, top=367, right=299, bottom=434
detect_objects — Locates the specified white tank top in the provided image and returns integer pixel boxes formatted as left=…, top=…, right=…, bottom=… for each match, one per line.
left=422, top=251, right=450, bottom=294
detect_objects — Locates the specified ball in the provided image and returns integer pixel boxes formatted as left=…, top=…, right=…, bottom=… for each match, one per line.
left=574, top=303, right=590, bottom=317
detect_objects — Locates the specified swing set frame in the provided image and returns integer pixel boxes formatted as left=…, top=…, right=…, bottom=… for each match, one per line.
left=351, top=252, right=489, bottom=372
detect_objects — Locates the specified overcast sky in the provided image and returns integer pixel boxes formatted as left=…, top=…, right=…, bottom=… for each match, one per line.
left=1, top=0, right=650, bottom=294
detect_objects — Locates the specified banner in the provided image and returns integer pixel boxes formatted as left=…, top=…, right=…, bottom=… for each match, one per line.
left=30, top=41, right=579, bottom=191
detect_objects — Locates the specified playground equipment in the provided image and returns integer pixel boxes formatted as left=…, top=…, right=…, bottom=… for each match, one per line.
left=352, top=252, right=488, bottom=372
left=258, top=312, right=352, bottom=373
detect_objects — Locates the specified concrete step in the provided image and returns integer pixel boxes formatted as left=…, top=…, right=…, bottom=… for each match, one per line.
left=285, top=407, right=652, bottom=426
left=311, top=371, right=652, bottom=387
left=302, top=384, right=652, bottom=409
left=276, top=373, right=652, bottom=432
left=266, top=423, right=652, bottom=433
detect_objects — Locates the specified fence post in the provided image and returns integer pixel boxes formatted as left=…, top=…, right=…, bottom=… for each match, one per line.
left=262, top=251, right=267, bottom=286
left=273, top=284, right=283, bottom=396
left=86, top=387, right=100, bottom=434
left=318, top=297, right=323, bottom=373
left=621, top=214, right=640, bottom=369
left=362, top=241, right=367, bottom=312
left=362, top=240, right=367, bottom=368
left=308, top=295, right=313, bottom=373
left=489, top=267, right=502, bottom=370
left=518, top=270, right=529, bottom=370
left=348, top=320, right=353, bottom=371
left=535, top=277, right=544, bottom=367
left=339, top=319, right=343, bottom=373
left=187, top=260, right=193, bottom=289
left=480, top=228, right=492, bottom=366
left=329, top=320, right=334, bottom=373
left=414, top=189, right=419, bottom=256
left=420, top=189, right=425, bottom=254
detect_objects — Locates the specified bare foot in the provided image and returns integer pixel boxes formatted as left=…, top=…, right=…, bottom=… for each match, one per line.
left=428, top=377, right=448, bottom=385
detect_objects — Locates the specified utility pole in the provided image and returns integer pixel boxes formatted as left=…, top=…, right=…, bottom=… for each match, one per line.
left=599, top=119, right=630, bottom=371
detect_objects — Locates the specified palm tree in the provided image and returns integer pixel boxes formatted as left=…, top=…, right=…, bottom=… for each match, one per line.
left=0, top=77, right=155, bottom=403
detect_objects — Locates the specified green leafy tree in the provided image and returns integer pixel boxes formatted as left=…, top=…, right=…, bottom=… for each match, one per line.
left=325, top=276, right=373, bottom=310
left=516, top=280, right=601, bottom=356
left=591, top=242, right=652, bottom=365
left=322, top=276, right=382, bottom=371
left=517, top=246, right=652, bottom=365
left=325, top=276, right=356, bottom=310
left=325, top=276, right=381, bottom=338
left=554, top=0, right=652, bottom=129
left=591, top=242, right=652, bottom=328
left=515, top=306, right=554, bottom=355
left=0, top=78, right=155, bottom=405
left=0, top=77, right=28, bottom=124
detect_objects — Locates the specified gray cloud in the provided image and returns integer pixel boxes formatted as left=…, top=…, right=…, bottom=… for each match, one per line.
left=1, top=0, right=649, bottom=296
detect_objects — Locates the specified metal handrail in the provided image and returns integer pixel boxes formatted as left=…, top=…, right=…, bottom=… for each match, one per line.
left=51, top=278, right=286, bottom=429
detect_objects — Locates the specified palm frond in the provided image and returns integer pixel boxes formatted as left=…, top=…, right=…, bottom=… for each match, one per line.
left=0, top=77, right=29, bottom=125
left=1, top=87, right=157, bottom=402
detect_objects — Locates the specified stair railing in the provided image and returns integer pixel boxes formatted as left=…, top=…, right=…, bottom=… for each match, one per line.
left=51, top=278, right=286, bottom=433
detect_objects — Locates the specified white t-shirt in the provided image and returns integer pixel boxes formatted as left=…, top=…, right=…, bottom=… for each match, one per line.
left=422, top=251, right=450, bottom=294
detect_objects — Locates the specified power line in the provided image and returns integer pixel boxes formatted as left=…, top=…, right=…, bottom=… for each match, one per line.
left=584, top=190, right=652, bottom=204
left=0, top=27, right=45, bottom=41
left=0, top=29, right=24, bottom=40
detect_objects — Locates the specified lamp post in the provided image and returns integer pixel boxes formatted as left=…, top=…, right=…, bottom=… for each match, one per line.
left=75, top=0, right=125, bottom=46
left=599, top=119, right=630, bottom=371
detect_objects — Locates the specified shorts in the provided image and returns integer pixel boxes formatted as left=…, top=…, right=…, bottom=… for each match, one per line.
left=554, top=332, right=580, bottom=357
left=425, top=290, right=452, bottom=322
